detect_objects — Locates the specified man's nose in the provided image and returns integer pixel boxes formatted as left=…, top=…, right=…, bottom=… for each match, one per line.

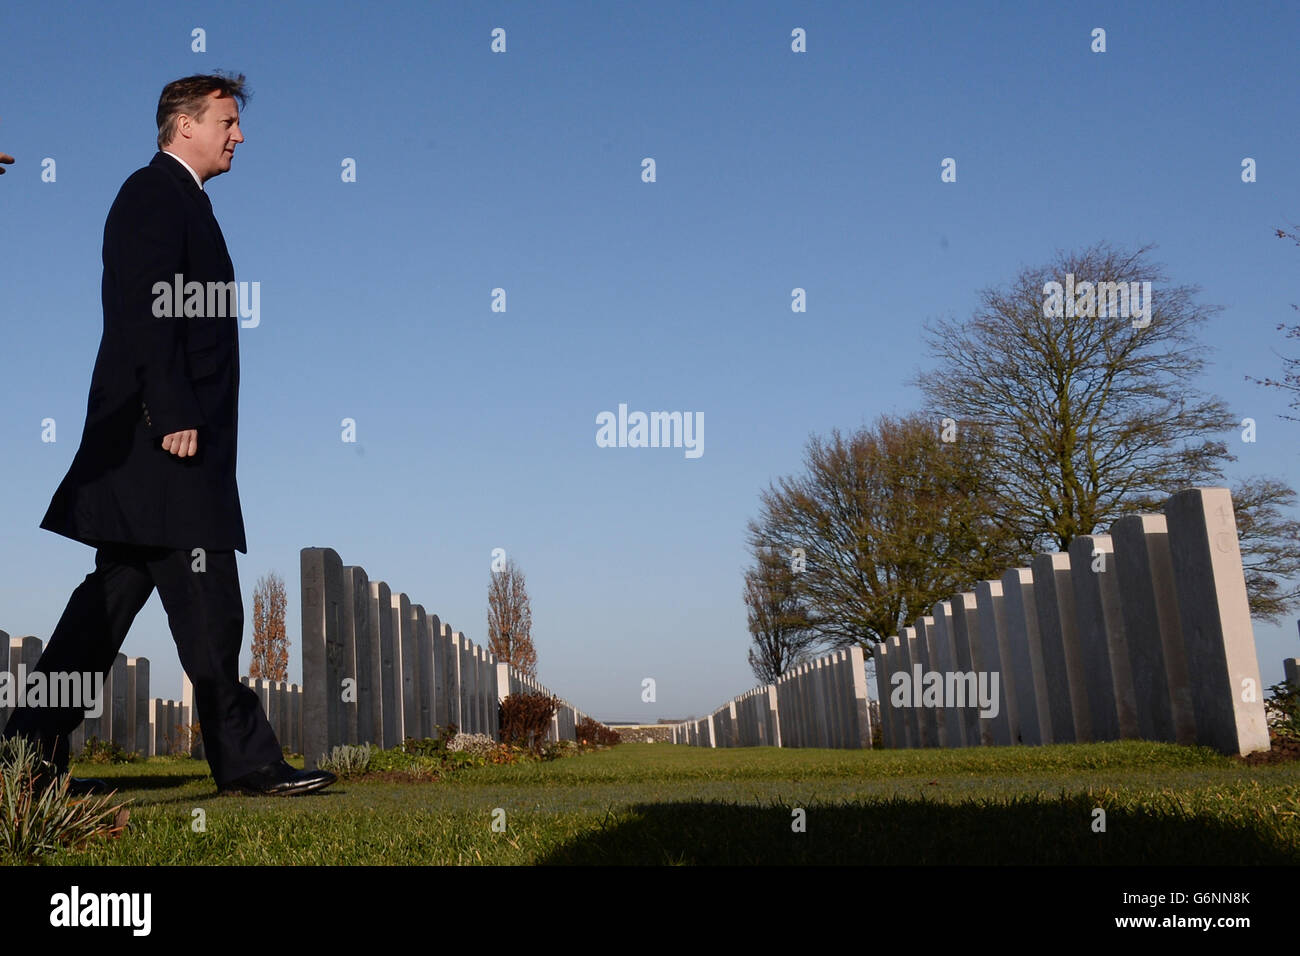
left=231, top=128, right=245, bottom=144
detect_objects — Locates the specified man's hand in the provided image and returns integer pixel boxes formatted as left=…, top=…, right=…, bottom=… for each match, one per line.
left=162, top=429, right=198, bottom=457
left=0, top=116, right=13, bottom=174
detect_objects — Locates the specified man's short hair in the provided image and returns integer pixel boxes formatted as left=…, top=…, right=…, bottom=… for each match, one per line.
left=156, top=73, right=249, bottom=151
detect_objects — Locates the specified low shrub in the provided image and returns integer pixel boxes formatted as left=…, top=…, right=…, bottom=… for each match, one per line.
left=541, top=739, right=577, bottom=761
left=575, top=717, right=622, bottom=747
left=318, top=743, right=373, bottom=777
left=78, top=735, right=139, bottom=764
left=446, top=733, right=498, bottom=757
left=499, top=693, right=557, bottom=753
left=1265, top=681, right=1300, bottom=740
left=313, top=721, right=589, bottom=780
left=402, top=732, right=454, bottom=758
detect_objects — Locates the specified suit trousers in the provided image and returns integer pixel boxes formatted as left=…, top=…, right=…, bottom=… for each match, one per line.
left=1, top=542, right=283, bottom=787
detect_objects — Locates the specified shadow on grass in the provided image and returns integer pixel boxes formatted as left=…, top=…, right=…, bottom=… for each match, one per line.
left=537, top=794, right=1299, bottom=865
left=77, top=770, right=350, bottom=804
left=81, top=774, right=204, bottom=794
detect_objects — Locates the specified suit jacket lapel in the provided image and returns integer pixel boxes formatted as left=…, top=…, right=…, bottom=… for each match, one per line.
left=200, top=191, right=235, bottom=276
left=151, top=152, right=234, bottom=276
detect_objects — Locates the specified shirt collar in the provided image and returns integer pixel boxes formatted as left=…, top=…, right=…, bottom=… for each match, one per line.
left=161, top=150, right=204, bottom=191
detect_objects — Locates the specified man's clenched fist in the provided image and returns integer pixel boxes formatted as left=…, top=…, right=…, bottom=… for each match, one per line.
left=162, top=429, right=198, bottom=457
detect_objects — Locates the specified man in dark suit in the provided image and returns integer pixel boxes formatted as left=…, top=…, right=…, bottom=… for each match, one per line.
left=2, top=74, right=334, bottom=796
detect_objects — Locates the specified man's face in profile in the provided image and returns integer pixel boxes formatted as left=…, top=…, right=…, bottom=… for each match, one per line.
left=182, top=91, right=243, bottom=181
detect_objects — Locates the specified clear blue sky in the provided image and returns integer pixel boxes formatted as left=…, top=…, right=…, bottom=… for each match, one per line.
left=2, top=0, right=1298, bottom=722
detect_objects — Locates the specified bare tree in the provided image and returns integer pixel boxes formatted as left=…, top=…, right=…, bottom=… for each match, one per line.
left=744, top=544, right=818, bottom=684
left=250, top=571, right=288, bottom=681
left=488, top=557, right=536, bottom=676
left=919, top=240, right=1300, bottom=620
left=747, top=412, right=1019, bottom=654
left=1246, top=224, right=1300, bottom=420
left=1225, top=475, right=1300, bottom=624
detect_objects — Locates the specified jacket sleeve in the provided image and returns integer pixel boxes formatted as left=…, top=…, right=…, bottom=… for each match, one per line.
left=106, top=171, right=205, bottom=439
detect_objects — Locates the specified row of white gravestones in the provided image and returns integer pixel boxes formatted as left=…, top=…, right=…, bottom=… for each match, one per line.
left=237, top=676, right=303, bottom=756
left=873, top=488, right=1270, bottom=756
left=300, top=547, right=590, bottom=769
left=0, top=636, right=199, bottom=758
left=671, top=646, right=872, bottom=748
left=706, top=684, right=780, bottom=747
left=678, top=714, right=714, bottom=747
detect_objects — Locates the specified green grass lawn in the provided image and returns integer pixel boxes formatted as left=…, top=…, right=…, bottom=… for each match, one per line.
left=25, top=741, right=1300, bottom=865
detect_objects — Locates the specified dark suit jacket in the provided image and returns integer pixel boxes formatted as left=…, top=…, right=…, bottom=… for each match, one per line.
left=40, top=152, right=247, bottom=553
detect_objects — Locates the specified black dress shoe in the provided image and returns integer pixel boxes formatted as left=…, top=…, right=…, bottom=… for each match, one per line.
left=28, top=759, right=109, bottom=796
left=67, top=775, right=110, bottom=796
left=219, top=759, right=337, bottom=796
